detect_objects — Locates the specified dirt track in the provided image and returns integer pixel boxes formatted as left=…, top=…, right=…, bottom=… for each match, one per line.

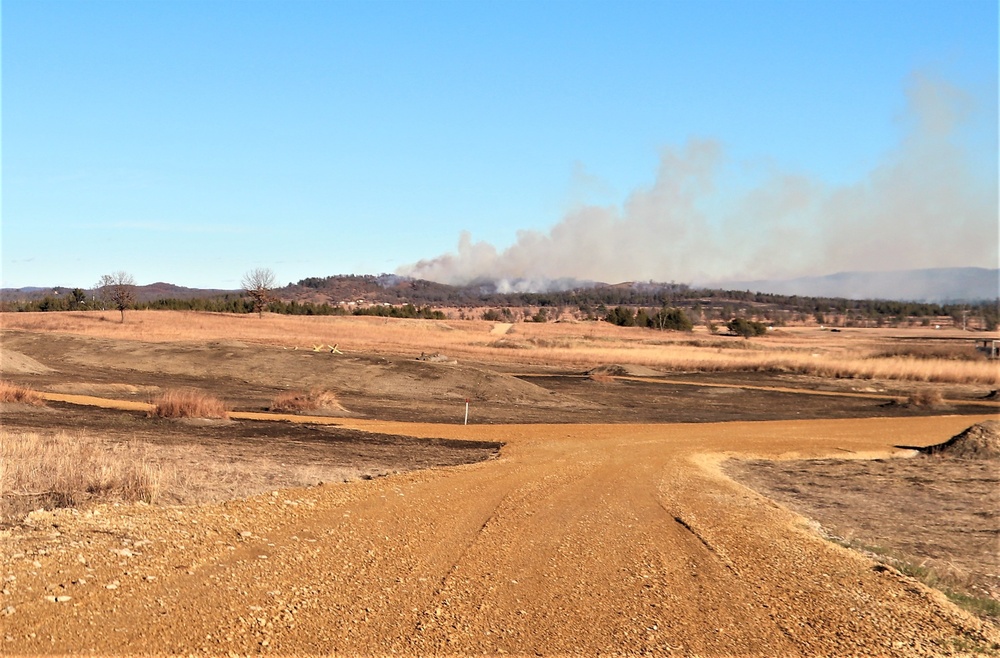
left=3, top=413, right=998, bottom=656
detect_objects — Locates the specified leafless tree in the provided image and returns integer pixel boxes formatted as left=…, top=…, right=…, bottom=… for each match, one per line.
left=242, top=267, right=277, bottom=317
left=95, top=271, right=137, bottom=323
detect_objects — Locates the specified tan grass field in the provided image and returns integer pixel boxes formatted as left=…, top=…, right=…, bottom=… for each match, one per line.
left=3, top=310, right=998, bottom=385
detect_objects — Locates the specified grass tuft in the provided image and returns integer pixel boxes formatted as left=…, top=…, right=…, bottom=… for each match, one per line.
left=151, top=389, right=229, bottom=419
left=269, top=389, right=341, bottom=413
left=907, top=389, right=944, bottom=407
left=0, top=380, right=45, bottom=406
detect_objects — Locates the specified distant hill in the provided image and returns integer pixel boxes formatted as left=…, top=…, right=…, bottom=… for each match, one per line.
left=135, top=282, right=239, bottom=302
left=1, top=283, right=238, bottom=303
left=286, top=274, right=464, bottom=305
left=710, top=268, right=1000, bottom=303
left=4, top=270, right=997, bottom=315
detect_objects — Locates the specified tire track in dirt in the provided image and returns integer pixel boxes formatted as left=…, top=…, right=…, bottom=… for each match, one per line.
left=2, top=401, right=998, bottom=655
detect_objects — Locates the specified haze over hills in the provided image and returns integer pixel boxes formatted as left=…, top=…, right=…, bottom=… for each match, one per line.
left=706, top=268, right=1000, bottom=303
left=2, top=268, right=998, bottom=305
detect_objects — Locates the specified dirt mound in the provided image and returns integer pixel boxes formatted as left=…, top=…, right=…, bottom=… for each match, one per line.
left=587, top=364, right=662, bottom=377
left=919, top=420, right=1000, bottom=460
left=0, top=349, right=54, bottom=375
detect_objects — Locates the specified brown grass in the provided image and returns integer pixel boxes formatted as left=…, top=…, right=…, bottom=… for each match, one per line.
left=0, top=380, right=45, bottom=406
left=151, top=443, right=364, bottom=505
left=726, top=455, right=1000, bottom=622
left=269, top=388, right=341, bottom=413
left=869, top=343, right=984, bottom=361
left=0, top=431, right=162, bottom=522
left=151, top=389, right=229, bottom=419
left=907, top=388, right=945, bottom=407
left=0, top=429, right=375, bottom=519
left=3, top=310, right=998, bottom=386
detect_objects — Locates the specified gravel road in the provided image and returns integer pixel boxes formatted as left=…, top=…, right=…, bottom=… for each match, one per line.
left=2, top=414, right=998, bottom=656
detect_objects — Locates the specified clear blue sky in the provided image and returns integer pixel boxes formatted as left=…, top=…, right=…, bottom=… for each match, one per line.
left=3, top=0, right=997, bottom=290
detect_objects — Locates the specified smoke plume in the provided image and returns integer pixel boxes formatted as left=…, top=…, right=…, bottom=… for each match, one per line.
left=399, top=74, right=997, bottom=291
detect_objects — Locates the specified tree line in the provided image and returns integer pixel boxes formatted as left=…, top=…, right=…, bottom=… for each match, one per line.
left=3, top=269, right=997, bottom=331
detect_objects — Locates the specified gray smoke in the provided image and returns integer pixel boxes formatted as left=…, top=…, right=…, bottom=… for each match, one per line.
left=399, top=74, right=997, bottom=290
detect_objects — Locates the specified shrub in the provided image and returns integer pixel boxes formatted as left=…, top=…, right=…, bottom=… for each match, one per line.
left=0, top=381, right=45, bottom=405
left=151, top=389, right=229, bottom=419
left=483, top=308, right=516, bottom=322
left=650, top=307, right=694, bottom=332
left=605, top=306, right=636, bottom=327
left=727, top=317, right=768, bottom=338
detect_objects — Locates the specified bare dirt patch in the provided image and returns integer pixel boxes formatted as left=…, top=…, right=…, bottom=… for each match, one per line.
left=0, top=349, right=52, bottom=375
left=45, top=382, right=161, bottom=398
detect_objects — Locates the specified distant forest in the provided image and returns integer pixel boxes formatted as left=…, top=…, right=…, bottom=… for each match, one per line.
left=2, top=274, right=998, bottom=330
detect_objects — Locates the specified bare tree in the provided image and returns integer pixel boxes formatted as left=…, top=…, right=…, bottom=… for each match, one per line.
left=95, top=271, right=137, bottom=323
left=242, top=267, right=277, bottom=317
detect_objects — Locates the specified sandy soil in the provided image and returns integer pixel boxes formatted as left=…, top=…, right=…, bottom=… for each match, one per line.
left=2, top=416, right=998, bottom=656
left=2, top=323, right=1000, bottom=656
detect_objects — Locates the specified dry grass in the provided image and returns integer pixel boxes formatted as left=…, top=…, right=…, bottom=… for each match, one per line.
left=869, top=343, right=983, bottom=361
left=0, top=380, right=45, bottom=406
left=0, top=431, right=162, bottom=522
left=907, top=388, right=945, bottom=407
left=151, top=389, right=229, bottom=419
left=155, top=443, right=365, bottom=505
left=0, top=430, right=367, bottom=519
left=269, top=388, right=342, bottom=413
left=3, top=310, right=998, bottom=386
left=726, top=455, right=1000, bottom=622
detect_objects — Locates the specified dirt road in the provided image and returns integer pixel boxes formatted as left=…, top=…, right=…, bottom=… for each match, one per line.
left=3, top=413, right=998, bottom=655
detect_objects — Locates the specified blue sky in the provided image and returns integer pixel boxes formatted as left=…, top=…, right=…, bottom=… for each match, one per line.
left=3, top=0, right=997, bottom=290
